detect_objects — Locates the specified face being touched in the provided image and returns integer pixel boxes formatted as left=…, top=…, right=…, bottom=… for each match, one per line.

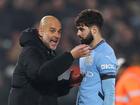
left=76, top=25, right=94, bottom=45
left=39, top=17, right=62, bottom=50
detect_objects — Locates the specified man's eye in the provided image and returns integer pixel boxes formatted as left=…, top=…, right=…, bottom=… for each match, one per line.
left=50, top=29, right=56, bottom=33
left=58, top=30, right=62, bottom=34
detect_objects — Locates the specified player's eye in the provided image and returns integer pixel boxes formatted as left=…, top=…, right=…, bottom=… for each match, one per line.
left=79, top=28, right=84, bottom=32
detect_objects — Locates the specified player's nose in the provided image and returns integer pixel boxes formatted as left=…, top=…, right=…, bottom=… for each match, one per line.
left=77, top=30, right=81, bottom=37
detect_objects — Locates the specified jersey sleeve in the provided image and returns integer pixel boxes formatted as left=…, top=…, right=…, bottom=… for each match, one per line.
left=96, top=53, right=117, bottom=80
left=96, top=52, right=117, bottom=105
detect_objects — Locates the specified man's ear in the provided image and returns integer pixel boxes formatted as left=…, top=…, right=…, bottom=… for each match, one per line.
left=38, top=26, right=43, bottom=36
left=91, top=26, right=97, bottom=35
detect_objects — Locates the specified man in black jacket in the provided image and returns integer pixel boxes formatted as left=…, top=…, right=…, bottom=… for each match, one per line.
left=8, top=16, right=91, bottom=105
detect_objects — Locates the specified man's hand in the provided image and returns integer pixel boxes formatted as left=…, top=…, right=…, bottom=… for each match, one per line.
left=70, top=44, right=91, bottom=59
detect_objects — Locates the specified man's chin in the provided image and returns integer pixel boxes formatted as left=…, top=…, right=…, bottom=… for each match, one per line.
left=50, top=46, right=57, bottom=50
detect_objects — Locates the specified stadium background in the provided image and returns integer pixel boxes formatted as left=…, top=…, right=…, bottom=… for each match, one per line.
left=0, top=0, right=140, bottom=105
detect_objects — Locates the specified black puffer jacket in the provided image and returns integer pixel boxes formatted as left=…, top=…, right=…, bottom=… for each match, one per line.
left=8, top=28, right=74, bottom=105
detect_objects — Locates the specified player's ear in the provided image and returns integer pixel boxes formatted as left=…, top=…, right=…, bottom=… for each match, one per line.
left=91, top=25, right=97, bottom=35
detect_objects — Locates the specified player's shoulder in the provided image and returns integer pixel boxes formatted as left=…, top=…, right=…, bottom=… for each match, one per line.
left=102, top=42, right=114, bottom=53
left=95, top=42, right=115, bottom=56
left=95, top=42, right=116, bottom=63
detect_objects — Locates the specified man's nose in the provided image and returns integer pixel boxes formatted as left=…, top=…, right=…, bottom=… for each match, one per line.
left=55, top=32, right=61, bottom=38
left=77, top=30, right=81, bottom=37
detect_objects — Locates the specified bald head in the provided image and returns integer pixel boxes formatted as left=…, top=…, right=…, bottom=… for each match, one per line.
left=39, top=16, right=61, bottom=28
left=38, top=16, right=62, bottom=50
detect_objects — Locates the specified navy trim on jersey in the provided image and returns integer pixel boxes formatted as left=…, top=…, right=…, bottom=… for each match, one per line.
left=101, top=74, right=116, bottom=80
left=92, top=40, right=105, bottom=50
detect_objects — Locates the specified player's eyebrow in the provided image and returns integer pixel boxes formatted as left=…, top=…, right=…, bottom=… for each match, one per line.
left=77, top=27, right=84, bottom=31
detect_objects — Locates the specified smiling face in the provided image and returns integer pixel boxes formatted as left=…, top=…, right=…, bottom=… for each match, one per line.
left=38, top=16, right=62, bottom=50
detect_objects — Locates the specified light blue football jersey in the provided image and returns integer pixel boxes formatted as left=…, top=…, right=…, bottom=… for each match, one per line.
left=76, top=40, right=117, bottom=105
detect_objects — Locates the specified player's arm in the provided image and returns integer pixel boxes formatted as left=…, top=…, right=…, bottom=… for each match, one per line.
left=102, top=78, right=115, bottom=105
left=97, top=53, right=117, bottom=105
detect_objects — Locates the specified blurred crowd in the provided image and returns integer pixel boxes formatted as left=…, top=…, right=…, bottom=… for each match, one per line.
left=0, top=0, right=140, bottom=105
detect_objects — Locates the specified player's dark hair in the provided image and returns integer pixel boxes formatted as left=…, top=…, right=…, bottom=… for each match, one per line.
left=75, top=9, right=104, bottom=29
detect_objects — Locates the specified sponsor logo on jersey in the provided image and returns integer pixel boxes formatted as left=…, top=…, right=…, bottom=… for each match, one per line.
left=101, top=64, right=115, bottom=70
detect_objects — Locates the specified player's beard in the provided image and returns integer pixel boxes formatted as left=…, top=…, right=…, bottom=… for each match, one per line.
left=81, top=31, right=94, bottom=45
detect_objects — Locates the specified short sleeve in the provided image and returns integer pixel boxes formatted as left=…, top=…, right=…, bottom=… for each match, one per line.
left=96, top=53, right=117, bottom=79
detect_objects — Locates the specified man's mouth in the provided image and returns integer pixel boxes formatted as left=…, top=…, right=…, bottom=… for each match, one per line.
left=50, top=39, right=59, bottom=45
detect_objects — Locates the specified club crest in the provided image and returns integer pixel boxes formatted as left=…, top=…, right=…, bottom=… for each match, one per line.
left=84, top=55, right=93, bottom=65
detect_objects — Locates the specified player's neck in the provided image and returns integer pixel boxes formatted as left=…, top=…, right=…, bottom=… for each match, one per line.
left=90, top=34, right=103, bottom=48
